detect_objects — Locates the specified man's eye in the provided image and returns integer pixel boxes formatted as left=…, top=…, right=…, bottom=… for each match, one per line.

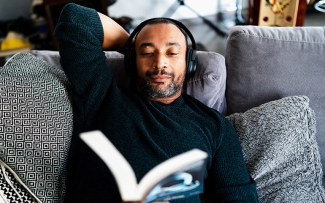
left=141, top=52, right=153, bottom=56
left=169, top=52, right=178, bottom=56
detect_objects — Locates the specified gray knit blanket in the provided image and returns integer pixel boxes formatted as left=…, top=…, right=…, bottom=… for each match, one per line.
left=0, top=52, right=73, bottom=202
left=227, top=96, right=325, bottom=203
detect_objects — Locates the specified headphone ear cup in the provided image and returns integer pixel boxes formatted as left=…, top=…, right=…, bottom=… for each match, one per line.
left=186, top=49, right=197, bottom=77
left=124, top=47, right=131, bottom=76
left=124, top=47, right=136, bottom=76
left=130, top=47, right=136, bottom=75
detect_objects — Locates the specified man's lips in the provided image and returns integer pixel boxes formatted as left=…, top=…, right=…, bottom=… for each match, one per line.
left=149, top=75, right=171, bottom=83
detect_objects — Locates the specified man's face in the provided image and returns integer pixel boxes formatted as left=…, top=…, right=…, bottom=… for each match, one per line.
left=134, top=23, right=187, bottom=99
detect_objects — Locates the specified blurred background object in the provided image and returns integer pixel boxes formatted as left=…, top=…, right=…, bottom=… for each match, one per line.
left=0, top=0, right=53, bottom=55
left=42, top=0, right=109, bottom=49
left=0, top=0, right=324, bottom=64
left=314, top=0, right=325, bottom=12
left=248, top=0, right=308, bottom=26
left=0, top=0, right=34, bottom=21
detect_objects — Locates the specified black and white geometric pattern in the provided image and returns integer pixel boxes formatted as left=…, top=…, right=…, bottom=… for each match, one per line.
left=0, top=52, right=73, bottom=202
left=0, top=160, right=39, bottom=203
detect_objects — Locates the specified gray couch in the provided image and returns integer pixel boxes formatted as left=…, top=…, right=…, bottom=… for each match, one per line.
left=0, top=25, right=324, bottom=202
left=225, top=26, right=325, bottom=202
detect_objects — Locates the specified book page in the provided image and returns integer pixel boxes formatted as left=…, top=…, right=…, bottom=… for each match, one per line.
left=138, top=149, right=207, bottom=202
left=144, top=158, right=207, bottom=203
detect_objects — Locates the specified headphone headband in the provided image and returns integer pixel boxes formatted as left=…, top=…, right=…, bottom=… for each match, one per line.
left=125, top=17, right=197, bottom=50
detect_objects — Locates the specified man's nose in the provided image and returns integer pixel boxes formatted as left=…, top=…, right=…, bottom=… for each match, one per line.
left=153, top=53, right=167, bottom=69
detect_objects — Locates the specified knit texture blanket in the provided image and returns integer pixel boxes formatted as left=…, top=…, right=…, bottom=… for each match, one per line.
left=0, top=52, right=73, bottom=202
left=227, top=96, right=325, bottom=203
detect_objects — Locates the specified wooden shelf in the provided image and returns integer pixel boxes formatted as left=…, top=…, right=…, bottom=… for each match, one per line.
left=0, top=47, right=32, bottom=57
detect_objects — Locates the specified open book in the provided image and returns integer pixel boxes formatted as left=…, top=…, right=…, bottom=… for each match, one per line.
left=80, top=130, right=208, bottom=203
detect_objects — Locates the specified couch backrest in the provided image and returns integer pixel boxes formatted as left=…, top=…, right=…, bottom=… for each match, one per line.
left=225, top=26, right=325, bottom=172
left=31, top=50, right=228, bottom=114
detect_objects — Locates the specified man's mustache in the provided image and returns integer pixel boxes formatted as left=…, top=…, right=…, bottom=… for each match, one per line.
left=145, top=69, right=175, bottom=77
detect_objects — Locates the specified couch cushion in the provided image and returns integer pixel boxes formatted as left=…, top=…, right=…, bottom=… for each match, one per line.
left=0, top=159, right=41, bottom=202
left=31, top=50, right=227, bottom=115
left=227, top=96, right=325, bottom=202
left=0, top=52, right=72, bottom=202
left=225, top=26, right=325, bottom=173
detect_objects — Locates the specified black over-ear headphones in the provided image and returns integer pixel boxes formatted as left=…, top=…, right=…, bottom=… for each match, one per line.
left=124, top=17, right=197, bottom=77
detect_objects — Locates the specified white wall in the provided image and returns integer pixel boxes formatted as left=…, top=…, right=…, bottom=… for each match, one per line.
left=0, top=0, right=34, bottom=21
left=108, top=0, right=218, bottom=22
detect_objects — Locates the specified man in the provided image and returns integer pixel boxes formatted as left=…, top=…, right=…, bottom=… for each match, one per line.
left=54, top=3, right=258, bottom=203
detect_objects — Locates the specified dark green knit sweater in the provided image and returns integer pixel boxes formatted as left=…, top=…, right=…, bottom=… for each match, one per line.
left=54, top=3, right=258, bottom=203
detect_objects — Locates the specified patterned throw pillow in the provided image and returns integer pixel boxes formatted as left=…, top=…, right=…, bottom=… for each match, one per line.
left=0, top=52, right=73, bottom=202
left=0, top=159, right=40, bottom=202
left=227, top=96, right=325, bottom=203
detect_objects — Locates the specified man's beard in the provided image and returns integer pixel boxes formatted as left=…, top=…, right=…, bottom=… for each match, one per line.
left=137, top=69, right=185, bottom=98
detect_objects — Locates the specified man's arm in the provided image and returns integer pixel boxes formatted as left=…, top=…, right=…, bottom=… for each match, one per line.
left=53, top=3, right=129, bottom=125
left=97, top=12, right=129, bottom=53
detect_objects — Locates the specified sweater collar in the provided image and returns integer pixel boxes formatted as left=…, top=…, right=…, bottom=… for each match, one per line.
left=139, top=94, right=185, bottom=107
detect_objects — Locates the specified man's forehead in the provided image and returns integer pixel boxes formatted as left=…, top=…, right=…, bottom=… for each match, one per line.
left=139, top=42, right=182, bottom=49
left=138, top=23, right=180, bottom=36
left=135, top=23, right=187, bottom=46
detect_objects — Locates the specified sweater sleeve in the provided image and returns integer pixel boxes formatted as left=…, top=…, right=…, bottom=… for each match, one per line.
left=205, top=117, right=259, bottom=202
left=54, top=3, right=113, bottom=121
